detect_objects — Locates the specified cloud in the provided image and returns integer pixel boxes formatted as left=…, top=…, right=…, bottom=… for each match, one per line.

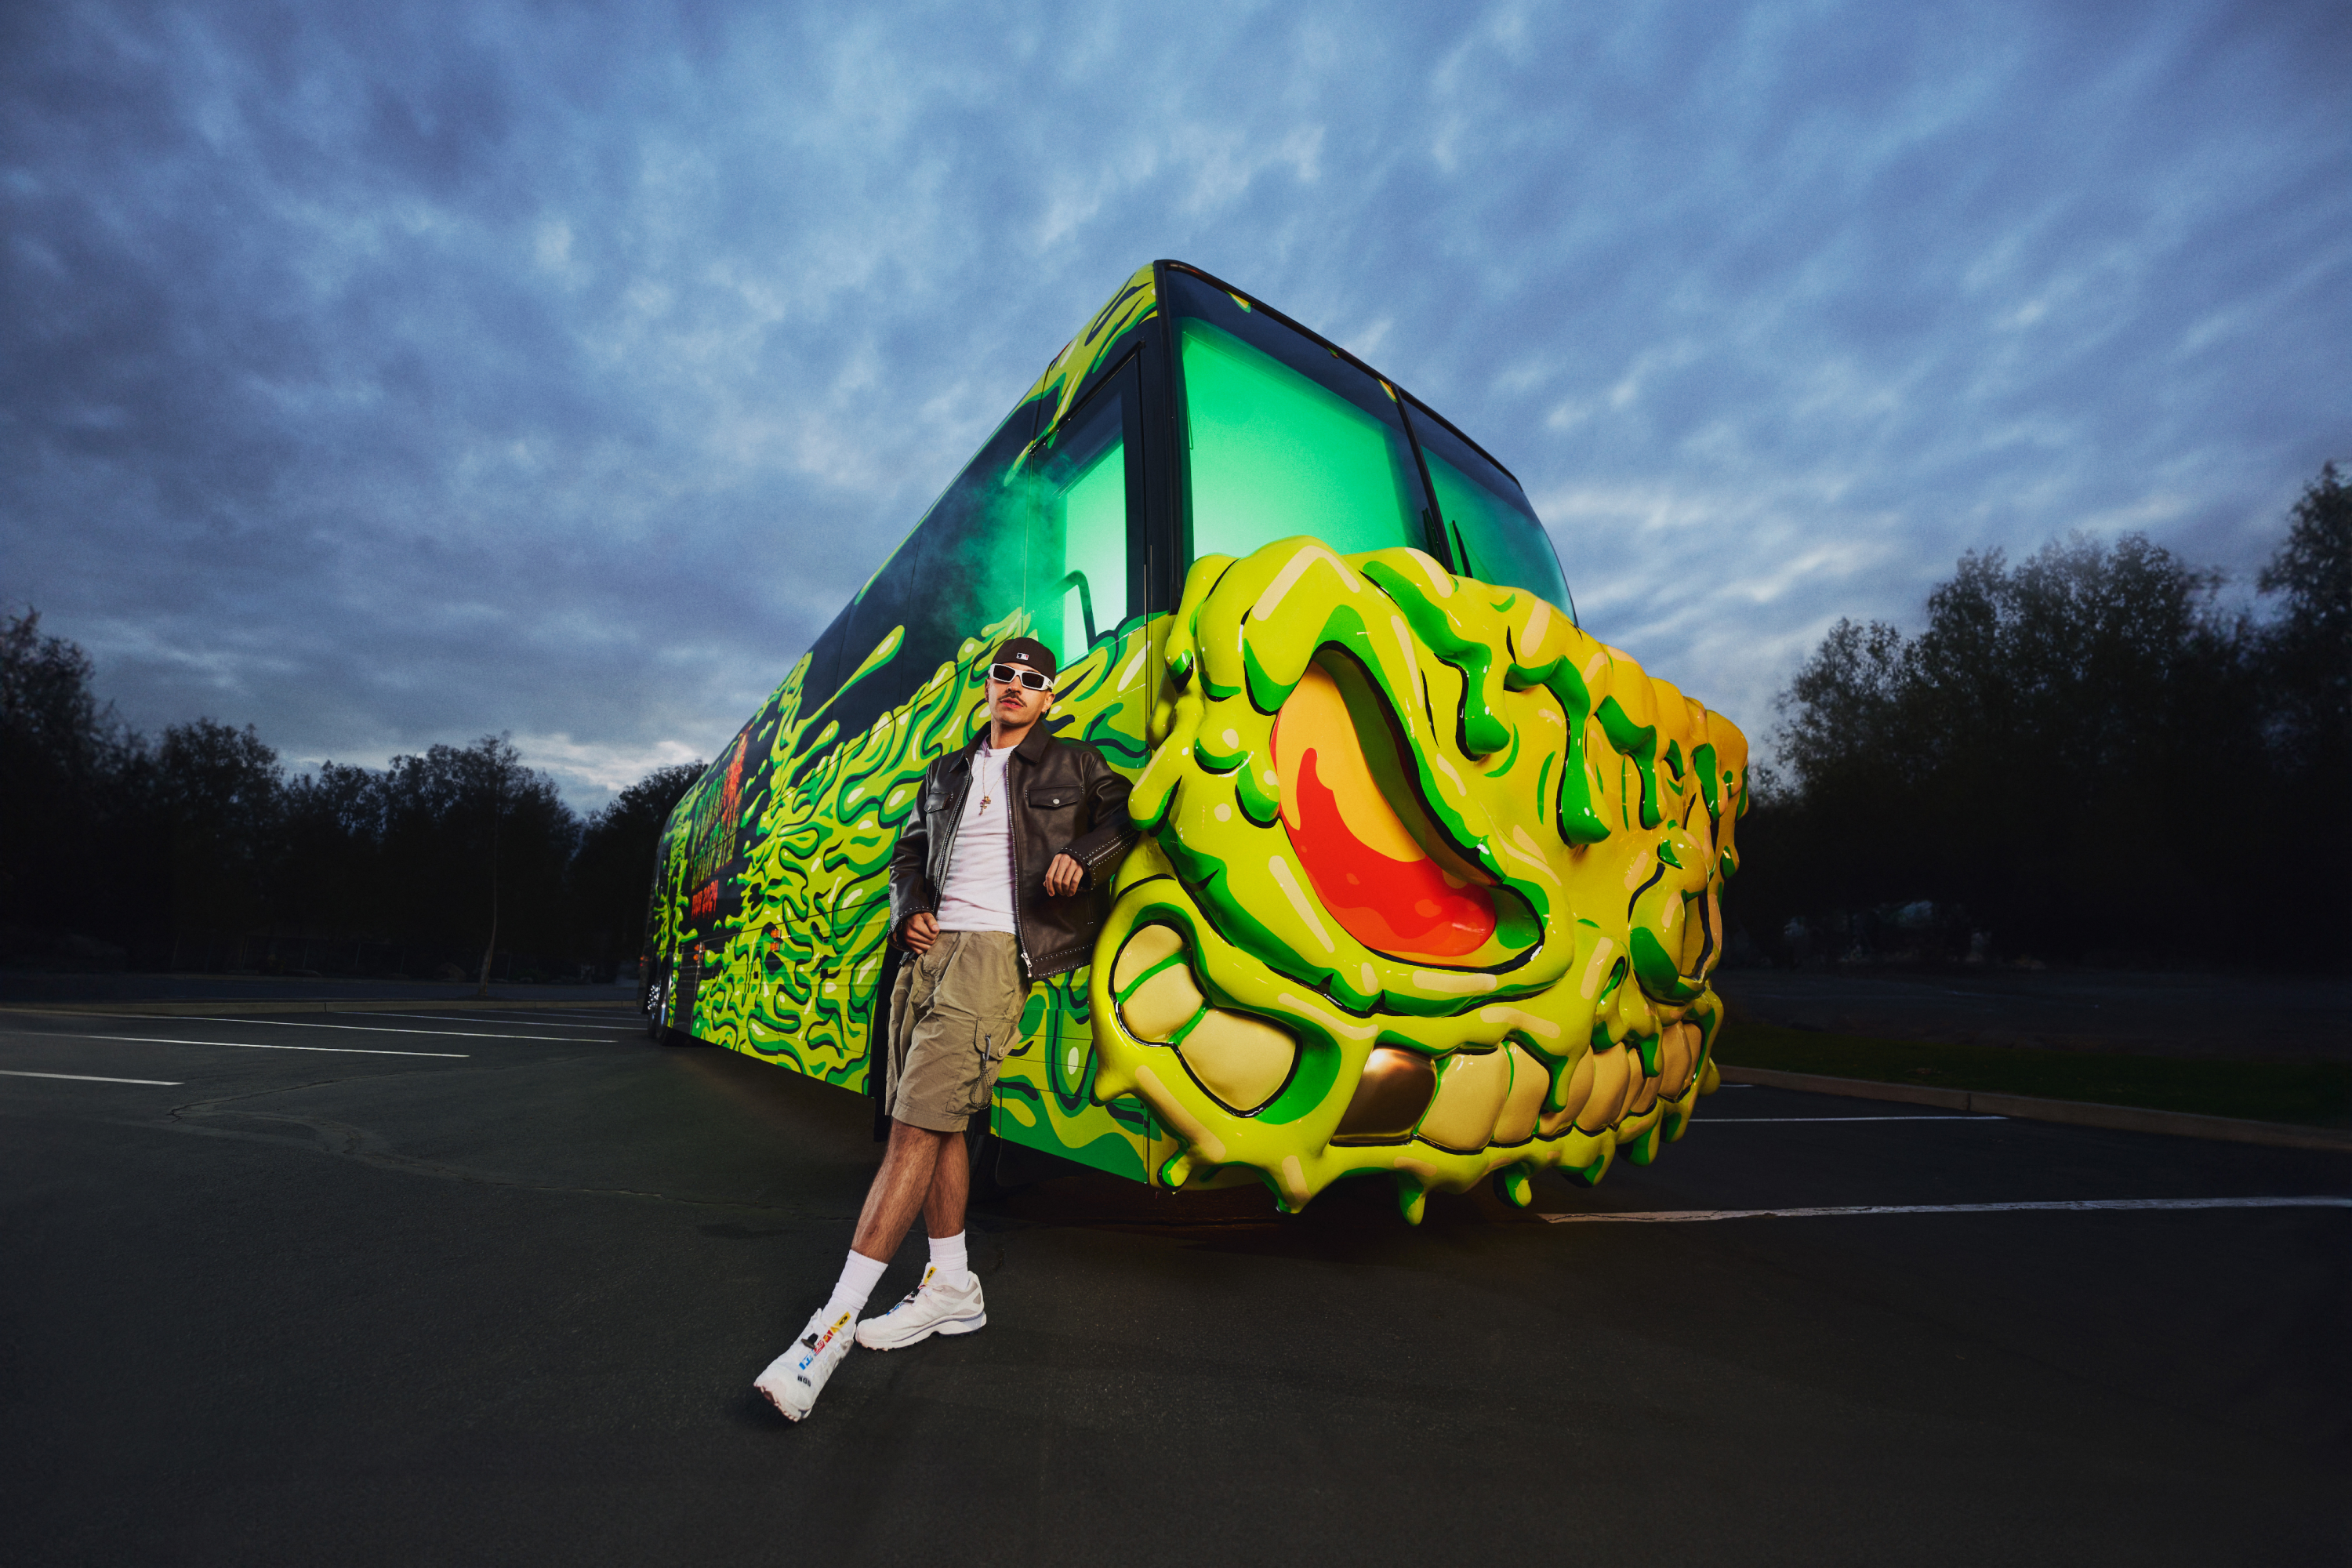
left=3, top=0, right=2344, bottom=801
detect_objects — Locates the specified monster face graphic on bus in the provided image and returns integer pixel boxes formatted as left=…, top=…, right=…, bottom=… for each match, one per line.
left=1087, top=539, right=1748, bottom=1220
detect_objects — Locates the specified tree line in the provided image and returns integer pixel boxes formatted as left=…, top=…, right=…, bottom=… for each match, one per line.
left=8, top=465, right=2342, bottom=980
left=0, top=614, right=703, bottom=982
left=1733, top=464, right=2348, bottom=971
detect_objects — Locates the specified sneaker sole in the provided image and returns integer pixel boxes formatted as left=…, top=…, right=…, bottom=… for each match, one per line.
left=858, top=1309, right=985, bottom=1351
left=755, top=1370, right=833, bottom=1422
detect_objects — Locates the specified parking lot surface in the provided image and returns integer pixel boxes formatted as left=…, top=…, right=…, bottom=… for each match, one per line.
left=2, top=1005, right=2345, bottom=1566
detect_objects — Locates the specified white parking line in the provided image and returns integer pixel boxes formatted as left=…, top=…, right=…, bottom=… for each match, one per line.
left=4, top=1031, right=469, bottom=1059
left=1704, top=1115, right=2006, bottom=1123
left=167, top=1017, right=601, bottom=1043
left=1, top=1069, right=183, bottom=1086
left=1543, top=1196, right=2352, bottom=1224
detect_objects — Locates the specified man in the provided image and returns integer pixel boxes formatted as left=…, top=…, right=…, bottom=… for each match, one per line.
left=754, top=635, right=1135, bottom=1421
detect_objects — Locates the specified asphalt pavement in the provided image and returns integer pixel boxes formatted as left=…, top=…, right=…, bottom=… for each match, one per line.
left=0, top=971, right=641, bottom=1006
left=2, top=1004, right=2346, bottom=1566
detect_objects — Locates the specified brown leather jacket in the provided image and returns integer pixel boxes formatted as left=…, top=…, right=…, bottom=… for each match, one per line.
left=887, top=723, right=1138, bottom=981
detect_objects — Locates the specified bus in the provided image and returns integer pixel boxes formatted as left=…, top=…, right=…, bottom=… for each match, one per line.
left=641, top=260, right=1750, bottom=1222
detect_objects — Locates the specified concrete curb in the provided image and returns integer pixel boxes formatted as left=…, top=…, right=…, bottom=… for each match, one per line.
left=1717, top=1065, right=2352, bottom=1153
left=0, top=997, right=643, bottom=1019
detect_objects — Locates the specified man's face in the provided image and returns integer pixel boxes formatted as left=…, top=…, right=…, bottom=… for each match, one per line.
left=989, top=668, right=1052, bottom=728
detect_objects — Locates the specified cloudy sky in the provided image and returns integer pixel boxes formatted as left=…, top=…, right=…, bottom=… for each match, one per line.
left=6, top=0, right=2346, bottom=808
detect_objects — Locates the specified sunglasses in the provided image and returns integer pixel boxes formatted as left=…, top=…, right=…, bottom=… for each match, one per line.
left=988, top=662, right=1053, bottom=691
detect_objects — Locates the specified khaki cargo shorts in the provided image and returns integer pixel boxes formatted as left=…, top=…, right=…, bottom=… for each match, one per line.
left=886, top=930, right=1025, bottom=1134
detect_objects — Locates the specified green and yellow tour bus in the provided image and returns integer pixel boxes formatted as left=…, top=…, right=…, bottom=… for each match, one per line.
left=641, top=260, right=1749, bottom=1221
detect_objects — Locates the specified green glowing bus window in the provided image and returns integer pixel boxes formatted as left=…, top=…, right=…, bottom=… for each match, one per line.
left=1025, top=378, right=1137, bottom=667
left=1179, top=315, right=1427, bottom=564
left=1406, top=400, right=1575, bottom=621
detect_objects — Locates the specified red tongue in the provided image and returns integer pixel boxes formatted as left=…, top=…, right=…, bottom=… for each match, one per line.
left=1287, top=748, right=1495, bottom=959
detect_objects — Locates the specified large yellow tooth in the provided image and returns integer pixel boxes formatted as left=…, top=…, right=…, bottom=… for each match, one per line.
left=1541, top=1047, right=1596, bottom=1135
left=1657, top=1021, right=1697, bottom=1098
left=1177, top=1007, right=1297, bottom=1112
left=1112, top=924, right=1187, bottom=993
left=1491, top=1044, right=1549, bottom=1145
left=1625, top=1051, right=1661, bottom=1118
left=1417, top=1047, right=1513, bottom=1152
left=1576, top=1045, right=1632, bottom=1132
left=1120, top=960, right=1206, bottom=1044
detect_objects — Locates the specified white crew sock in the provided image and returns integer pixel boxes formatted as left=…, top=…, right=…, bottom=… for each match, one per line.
left=927, top=1230, right=971, bottom=1288
left=823, top=1250, right=889, bottom=1320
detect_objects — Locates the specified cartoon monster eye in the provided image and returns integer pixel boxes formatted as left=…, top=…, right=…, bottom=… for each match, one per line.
left=1270, top=661, right=1497, bottom=963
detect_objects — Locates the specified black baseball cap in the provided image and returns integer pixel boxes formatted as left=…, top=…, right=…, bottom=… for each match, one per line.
left=992, top=637, right=1058, bottom=684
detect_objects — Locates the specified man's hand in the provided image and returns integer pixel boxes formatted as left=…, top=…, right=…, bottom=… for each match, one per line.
left=1043, top=853, right=1085, bottom=897
left=900, top=911, right=939, bottom=953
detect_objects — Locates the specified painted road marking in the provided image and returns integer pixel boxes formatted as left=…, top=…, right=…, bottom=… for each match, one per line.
left=1703, top=1115, right=2006, bottom=1123
left=1, top=1031, right=469, bottom=1059
left=0, top=1069, right=184, bottom=1085
left=171, top=1017, right=601, bottom=1043
left=339, top=1011, right=639, bottom=1029
left=1542, top=1197, right=2352, bottom=1224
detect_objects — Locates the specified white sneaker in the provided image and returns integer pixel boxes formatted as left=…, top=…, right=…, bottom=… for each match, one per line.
left=753, top=1303, right=858, bottom=1422
left=854, top=1265, right=986, bottom=1350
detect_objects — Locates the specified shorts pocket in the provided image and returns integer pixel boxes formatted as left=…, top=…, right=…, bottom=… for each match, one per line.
left=964, top=1015, right=1020, bottom=1116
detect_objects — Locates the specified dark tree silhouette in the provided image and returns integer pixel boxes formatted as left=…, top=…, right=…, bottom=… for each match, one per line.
left=2255, top=463, right=2350, bottom=918
left=1, top=609, right=158, bottom=962
left=2258, top=463, right=2350, bottom=770
left=155, top=719, right=284, bottom=964
left=1738, top=478, right=2343, bottom=970
left=570, top=760, right=706, bottom=969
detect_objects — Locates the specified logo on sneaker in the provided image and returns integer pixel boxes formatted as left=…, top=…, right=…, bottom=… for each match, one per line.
left=793, top=1314, right=848, bottom=1373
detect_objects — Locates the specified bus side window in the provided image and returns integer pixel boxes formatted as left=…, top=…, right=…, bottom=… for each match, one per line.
left=793, top=401, right=1040, bottom=741
left=831, top=534, right=916, bottom=719
left=1025, top=368, right=1140, bottom=667
left=900, top=403, right=1044, bottom=696
left=797, top=604, right=854, bottom=715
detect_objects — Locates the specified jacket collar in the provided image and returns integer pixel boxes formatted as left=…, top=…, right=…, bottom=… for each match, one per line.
left=958, top=719, right=1058, bottom=768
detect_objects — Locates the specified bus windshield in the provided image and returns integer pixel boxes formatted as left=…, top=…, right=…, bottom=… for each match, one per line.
left=1403, top=400, right=1575, bottom=621
left=1167, top=270, right=1431, bottom=566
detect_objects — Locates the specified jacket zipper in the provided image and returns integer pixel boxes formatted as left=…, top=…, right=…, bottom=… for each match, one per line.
left=1004, top=749, right=1029, bottom=975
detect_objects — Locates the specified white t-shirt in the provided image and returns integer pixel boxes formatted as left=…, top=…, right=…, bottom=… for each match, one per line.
left=934, top=744, right=1017, bottom=934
